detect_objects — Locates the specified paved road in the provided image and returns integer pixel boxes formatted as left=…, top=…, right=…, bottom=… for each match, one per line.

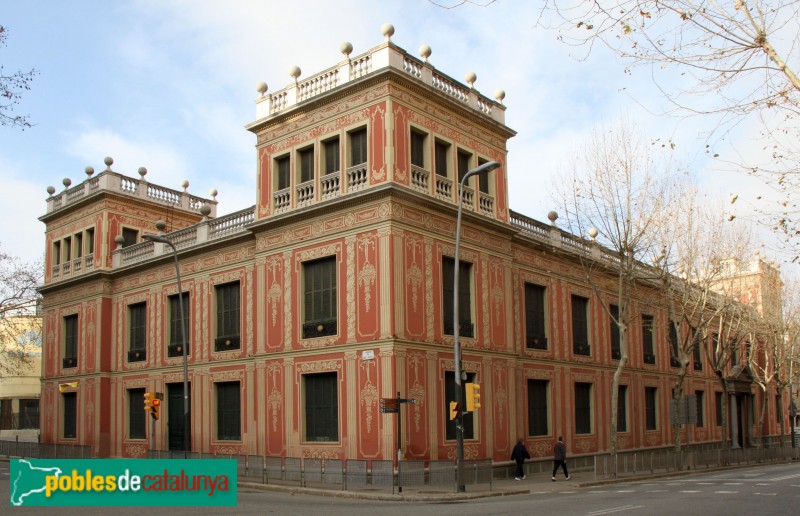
left=3, top=460, right=799, bottom=515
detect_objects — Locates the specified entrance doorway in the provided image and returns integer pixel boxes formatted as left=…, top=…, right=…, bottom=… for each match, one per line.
left=167, top=382, right=191, bottom=452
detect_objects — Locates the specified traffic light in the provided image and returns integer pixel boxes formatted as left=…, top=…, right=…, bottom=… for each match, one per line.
left=466, top=383, right=481, bottom=412
left=144, top=392, right=155, bottom=414
left=449, top=401, right=461, bottom=421
left=151, top=397, right=161, bottom=420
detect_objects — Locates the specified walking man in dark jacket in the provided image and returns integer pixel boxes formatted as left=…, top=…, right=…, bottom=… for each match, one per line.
left=552, top=435, right=570, bottom=481
left=511, top=438, right=530, bottom=480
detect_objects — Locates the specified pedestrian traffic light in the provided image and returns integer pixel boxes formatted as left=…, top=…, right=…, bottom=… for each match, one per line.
left=151, top=397, right=161, bottom=420
left=466, top=383, right=481, bottom=412
left=144, top=392, right=155, bottom=414
left=449, top=401, right=460, bottom=421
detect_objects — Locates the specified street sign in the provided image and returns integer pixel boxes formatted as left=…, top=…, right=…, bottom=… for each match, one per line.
left=380, top=398, right=399, bottom=413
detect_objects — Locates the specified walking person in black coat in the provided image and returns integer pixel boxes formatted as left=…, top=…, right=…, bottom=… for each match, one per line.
left=552, top=435, right=570, bottom=481
left=511, top=438, right=531, bottom=480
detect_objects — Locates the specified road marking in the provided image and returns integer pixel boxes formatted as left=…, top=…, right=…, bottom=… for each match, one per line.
left=723, top=482, right=742, bottom=485
left=587, top=505, right=644, bottom=515
left=715, top=491, right=738, bottom=494
left=646, top=489, right=667, bottom=493
left=770, top=473, right=800, bottom=481
left=754, top=493, right=777, bottom=496
left=680, top=490, right=700, bottom=493
left=589, top=490, right=610, bottom=493
left=616, top=490, right=636, bottom=493
left=756, top=483, right=770, bottom=486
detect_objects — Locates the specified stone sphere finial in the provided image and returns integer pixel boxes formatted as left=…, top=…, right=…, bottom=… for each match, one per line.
left=289, top=66, right=301, bottom=81
left=199, top=204, right=212, bottom=218
left=155, top=220, right=167, bottom=232
left=340, top=42, right=353, bottom=57
left=547, top=210, right=558, bottom=224
left=85, top=166, right=95, bottom=177
left=104, top=156, right=114, bottom=170
left=62, top=178, right=72, bottom=188
left=419, top=44, right=432, bottom=62
left=114, top=235, right=124, bottom=245
left=138, top=167, right=147, bottom=178
left=588, top=227, right=599, bottom=240
left=381, top=23, right=395, bottom=40
left=209, top=188, right=218, bottom=200
left=181, top=180, right=189, bottom=191
left=464, top=71, right=477, bottom=88
left=494, top=89, right=506, bottom=103
left=46, top=185, right=56, bottom=196
left=256, top=81, right=268, bottom=96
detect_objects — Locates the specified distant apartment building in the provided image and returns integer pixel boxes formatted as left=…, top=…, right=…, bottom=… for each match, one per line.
left=0, top=315, right=42, bottom=442
left=37, top=26, right=788, bottom=459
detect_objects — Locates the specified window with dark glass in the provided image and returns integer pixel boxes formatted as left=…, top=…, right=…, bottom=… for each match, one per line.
left=215, top=281, right=240, bottom=351
left=168, top=292, right=190, bottom=357
left=715, top=391, right=723, bottom=426
left=299, top=147, right=314, bottom=183
left=442, top=256, right=473, bottom=338
left=216, top=381, right=241, bottom=441
left=610, top=304, right=621, bottom=360
left=53, top=240, right=61, bottom=265
left=86, top=228, right=95, bottom=255
left=524, top=283, right=547, bottom=349
left=128, top=302, right=146, bottom=362
left=731, top=341, right=739, bottom=366
left=63, top=314, right=78, bottom=368
left=445, top=371, right=475, bottom=440
left=63, top=392, right=77, bottom=439
left=129, top=388, right=146, bottom=439
left=276, top=155, right=290, bottom=190
left=695, top=390, right=705, bottom=427
left=645, top=387, right=657, bottom=430
left=528, top=379, right=549, bottom=436
left=410, top=129, right=426, bottom=168
left=74, top=232, right=83, bottom=258
left=435, top=140, right=450, bottom=177
left=617, top=385, right=628, bottom=432
left=478, top=157, right=490, bottom=194
left=323, top=137, right=340, bottom=175
left=693, top=338, right=703, bottom=370
left=349, top=128, right=367, bottom=166
left=457, top=149, right=472, bottom=183
left=303, top=257, right=337, bottom=338
left=669, top=322, right=680, bottom=368
left=574, top=382, right=592, bottom=434
left=571, top=295, right=590, bottom=355
left=304, top=372, right=338, bottom=442
left=64, top=236, right=72, bottom=261
left=18, top=399, right=38, bottom=429
left=121, top=228, right=138, bottom=248
left=642, top=315, right=655, bottom=364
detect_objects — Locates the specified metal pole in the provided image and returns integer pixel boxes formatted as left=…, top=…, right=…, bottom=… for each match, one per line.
left=453, top=161, right=500, bottom=493
left=397, top=390, right=402, bottom=494
left=171, top=245, right=190, bottom=457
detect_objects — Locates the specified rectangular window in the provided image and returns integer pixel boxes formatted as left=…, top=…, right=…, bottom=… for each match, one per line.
left=304, top=372, right=338, bottom=442
left=642, top=315, right=655, bottom=364
left=669, top=323, right=680, bottom=368
left=128, top=302, right=147, bottom=362
left=64, top=236, right=72, bottom=261
left=63, top=314, right=78, bottom=368
left=128, top=388, right=146, bottom=440
left=571, top=295, right=590, bottom=355
left=216, top=381, right=241, bottom=441
left=524, top=283, right=547, bottom=349
left=276, top=155, right=290, bottom=190
left=477, top=157, right=490, bottom=194
left=457, top=149, right=472, bottom=183
left=323, top=137, right=340, bottom=175
left=215, top=281, right=241, bottom=351
left=610, top=304, right=621, bottom=360
left=731, top=342, right=739, bottom=366
left=695, top=390, right=705, bottom=428
left=693, top=338, right=703, bottom=370
left=168, top=292, right=190, bottom=357
left=121, top=228, right=138, bottom=248
left=618, top=385, right=628, bottom=432
left=19, top=399, right=39, bottom=429
left=645, top=387, right=657, bottom=430
left=74, top=232, right=83, bottom=258
left=53, top=240, right=62, bottom=265
left=303, top=257, right=337, bottom=339
left=435, top=140, right=450, bottom=177
left=442, top=257, right=473, bottom=338
left=445, top=371, right=475, bottom=440
left=86, top=228, right=95, bottom=255
left=349, top=128, right=367, bottom=166
left=574, top=382, right=592, bottom=434
left=715, top=392, right=723, bottom=426
left=410, top=129, right=426, bottom=168
left=527, top=379, right=549, bottom=436
left=299, top=147, right=314, bottom=183
left=63, top=392, right=77, bottom=439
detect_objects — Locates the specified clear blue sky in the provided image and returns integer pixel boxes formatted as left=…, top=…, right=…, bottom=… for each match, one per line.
left=1, top=0, right=767, bottom=266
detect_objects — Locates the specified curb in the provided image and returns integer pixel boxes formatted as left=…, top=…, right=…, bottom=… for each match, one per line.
left=238, top=481, right=530, bottom=501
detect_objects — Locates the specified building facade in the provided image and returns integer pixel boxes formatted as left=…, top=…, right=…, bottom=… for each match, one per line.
left=38, top=27, right=788, bottom=460
left=0, top=315, right=42, bottom=442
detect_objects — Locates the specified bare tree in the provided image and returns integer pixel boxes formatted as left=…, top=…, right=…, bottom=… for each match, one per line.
left=555, top=120, right=679, bottom=475
left=0, top=25, right=37, bottom=130
left=0, top=244, right=42, bottom=376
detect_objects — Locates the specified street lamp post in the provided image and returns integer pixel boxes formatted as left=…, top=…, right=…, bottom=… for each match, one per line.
left=453, top=160, right=500, bottom=492
left=143, top=233, right=190, bottom=456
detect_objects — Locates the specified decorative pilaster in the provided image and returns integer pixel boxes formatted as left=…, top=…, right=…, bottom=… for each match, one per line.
left=345, top=350, right=358, bottom=458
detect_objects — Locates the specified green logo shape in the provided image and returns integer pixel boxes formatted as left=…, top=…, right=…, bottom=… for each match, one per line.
left=10, top=459, right=237, bottom=506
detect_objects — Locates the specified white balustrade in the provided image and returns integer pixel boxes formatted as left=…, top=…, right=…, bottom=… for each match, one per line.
left=274, top=188, right=291, bottom=213
left=296, top=180, right=315, bottom=207
left=346, top=165, right=368, bottom=191
left=410, top=166, right=429, bottom=193
left=459, top=185, right=475, bottom=211
left=478, top=192, right=494, bottom=217
left=435, top=175, right=453, bottom=201
left=320, top=172, right=341, bottom=200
